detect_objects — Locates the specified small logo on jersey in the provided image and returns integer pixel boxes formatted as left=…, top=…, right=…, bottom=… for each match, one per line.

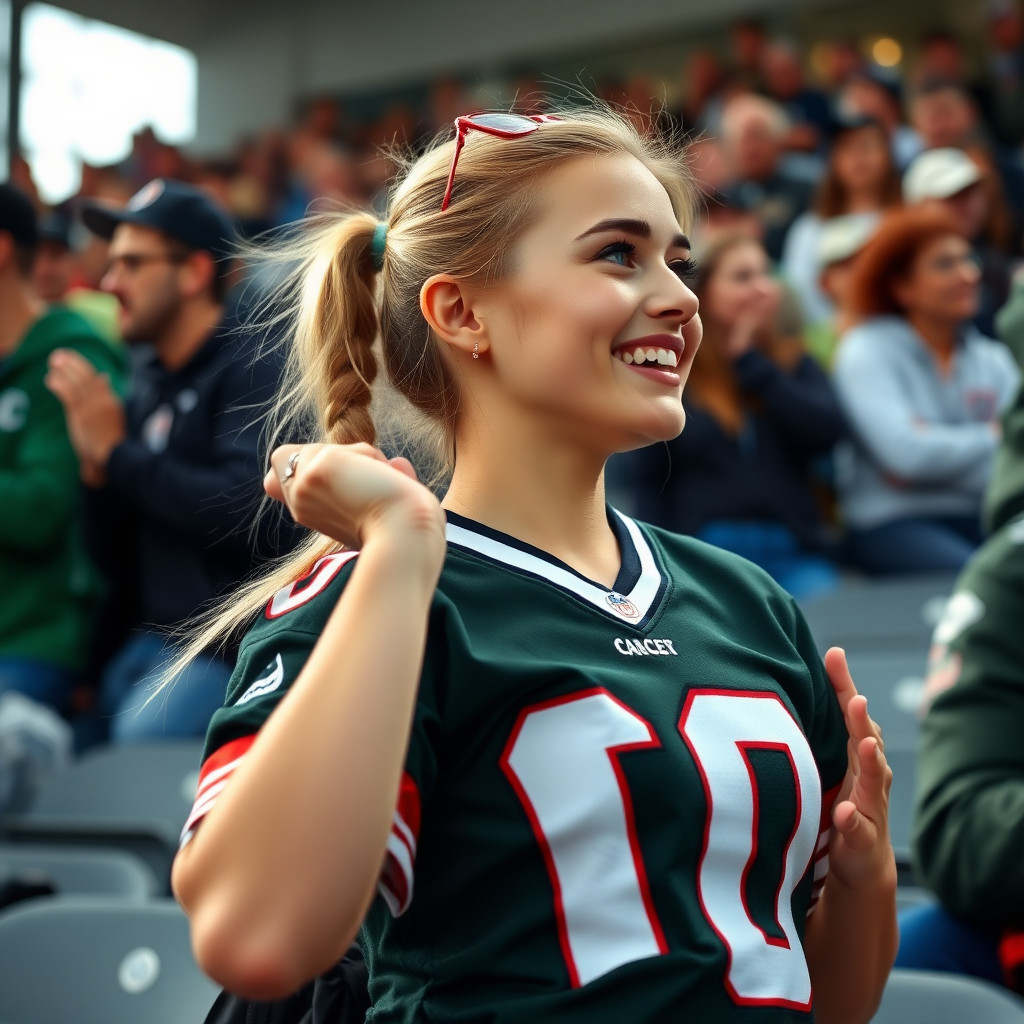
left=0, top=388, right=29, bottom=432
left=615, top=637, right=678, bottom=657
left=606, top=592, right=639, bottom=619
left=141, top=403, right=174, bottom=453
left=236, top=654, right=284, bottom=705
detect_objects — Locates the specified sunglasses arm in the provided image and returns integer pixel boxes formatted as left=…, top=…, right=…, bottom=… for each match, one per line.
left=441, top=128, right=469, bottom=212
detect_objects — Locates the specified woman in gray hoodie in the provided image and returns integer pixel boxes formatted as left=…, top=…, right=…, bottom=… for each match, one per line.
left=833, top=206, right=1019, bottom=574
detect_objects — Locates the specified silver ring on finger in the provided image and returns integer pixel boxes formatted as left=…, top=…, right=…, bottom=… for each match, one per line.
left=280, top=451, right=300, bottom=483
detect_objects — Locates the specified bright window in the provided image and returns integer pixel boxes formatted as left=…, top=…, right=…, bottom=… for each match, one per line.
left=20, top=3, right=196, bottom=202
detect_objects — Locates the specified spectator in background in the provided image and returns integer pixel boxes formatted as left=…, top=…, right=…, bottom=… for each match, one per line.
left=677, top=49, right=726, bottom=136
left=984, top=0, right=1024, bottom=146
left=46, top=179, right=294, bottom=744
left=761, top=38, right=833, bottom=153
left=728, top=18, right=768, bottom=91
left=717, top=94, right=814, bottom=260
left=0, top=184, right=126, bottom=711
left=903, top=147, right=1011, bottom=336
left=805, top=213, right=881, bottom=367
left=783, top=114, right=901, bottom=325
left=32, top=212, right=74, bottom=305
left=833, top=207, right=1019, bottom=574
left=909, top=78, right=983, bottom=152
left=621, top=232, right=845, bottom=598
left=899, top=275, right=1024, bottom=992
left=839, top=69, right=922, bottom=168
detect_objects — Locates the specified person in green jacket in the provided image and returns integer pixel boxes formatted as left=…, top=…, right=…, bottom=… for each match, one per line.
left=897, top=268, right=1024, bottom=990
left=0, top=184, right=125, bottom=710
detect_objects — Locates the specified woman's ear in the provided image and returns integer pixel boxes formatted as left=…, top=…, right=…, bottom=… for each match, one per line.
left=420, top=274, right=487, bottom=359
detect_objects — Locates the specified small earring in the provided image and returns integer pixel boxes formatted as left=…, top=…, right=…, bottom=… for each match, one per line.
left=472, top=342, right=479, bottom=359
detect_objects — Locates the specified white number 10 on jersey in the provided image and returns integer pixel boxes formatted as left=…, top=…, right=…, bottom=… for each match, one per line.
left=501, top=688, right=822, bottom=1010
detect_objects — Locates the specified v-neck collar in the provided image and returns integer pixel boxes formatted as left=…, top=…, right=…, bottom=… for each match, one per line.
left=444, top=508, right=666, bottom=628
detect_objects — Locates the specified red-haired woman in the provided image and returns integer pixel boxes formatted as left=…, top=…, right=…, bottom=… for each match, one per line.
left=832, top=207, right=1020, bottom=574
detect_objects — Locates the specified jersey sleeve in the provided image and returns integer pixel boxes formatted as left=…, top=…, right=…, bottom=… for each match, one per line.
left=790, top=597, right=848, bottom=916
left=178, top=549, right=444, bottom=919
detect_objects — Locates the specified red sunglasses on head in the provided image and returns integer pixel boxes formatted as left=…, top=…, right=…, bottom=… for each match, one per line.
left=441, top=112, right=563, bottom=212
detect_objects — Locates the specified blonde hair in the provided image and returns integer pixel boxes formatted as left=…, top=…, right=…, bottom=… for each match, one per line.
left=162, top=105, right=696, bottom=685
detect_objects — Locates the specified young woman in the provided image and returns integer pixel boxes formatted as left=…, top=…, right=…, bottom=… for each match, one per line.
left=782, top=115, right=901, bottom=328
left=172, top=108, right=897, bottom=1023
left=834, top=206, right=1020, bottom=575
left=622, top=232, right=845, bottom=600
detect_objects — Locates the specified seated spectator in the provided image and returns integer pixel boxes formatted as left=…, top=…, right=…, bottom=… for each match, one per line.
left=0, top=184, right=126, bottom=711
left=984, top=0, right=1024, bottom=146
left=832, top=207, right=1019, bottom=575
left=760, top=38, right=833, bottom=153
left=838, top=68, right=922, bottom=169
left=717, top=93, right=814, bottom=261
left=619, top=232, right=845, bottom=598
left=903, top=147, right=1011, bottom=337
left=900, top=278, right=1024, bottom=990
left=46, top=179, right=294, bottom=744
left=782, top=114, right=901, bottom=325
left=32, top=212, right=74, bottom=305
left=804, top=213, right=880, bottom=367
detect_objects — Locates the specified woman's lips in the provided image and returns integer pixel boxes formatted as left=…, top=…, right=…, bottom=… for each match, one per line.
left=612, top=338, right=684, bottom=385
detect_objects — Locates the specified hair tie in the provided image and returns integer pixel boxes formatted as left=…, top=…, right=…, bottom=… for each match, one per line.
left=371, top=222, right=387, bottom=271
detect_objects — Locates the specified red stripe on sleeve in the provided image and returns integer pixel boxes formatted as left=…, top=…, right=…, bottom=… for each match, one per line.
left=378, top=772, right=422, bottom=917
left=179, top=735, right=257, bottom=845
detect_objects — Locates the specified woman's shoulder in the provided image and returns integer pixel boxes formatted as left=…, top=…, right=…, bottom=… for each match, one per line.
left=640, top=522, right=798, bottom=608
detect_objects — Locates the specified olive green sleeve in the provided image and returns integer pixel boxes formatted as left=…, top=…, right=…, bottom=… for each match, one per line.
left=912, top=522, right=1024, bottom=928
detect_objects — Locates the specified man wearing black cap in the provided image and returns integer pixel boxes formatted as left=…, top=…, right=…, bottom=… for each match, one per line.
left=46, top=178, right=291, bottom=744
left=0, top=183, right=125, bottom=710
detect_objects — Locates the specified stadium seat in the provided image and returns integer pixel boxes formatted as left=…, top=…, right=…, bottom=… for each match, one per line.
left=0, top=843, right=157, bottom=900
left=885, top=747, right=917, bottom=867
left=842, top=649, right=927, bottom=754
left=0, top=896, right=219, bottom=1024
left=798, top=574, right=956, bottom=654
left=0, top=742, right=203, bottom=890
left=870, top=968, right=1024, bottom=1023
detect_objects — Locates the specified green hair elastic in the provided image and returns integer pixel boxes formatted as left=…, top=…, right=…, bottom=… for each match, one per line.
left=371, top=222, right=387, bottom=271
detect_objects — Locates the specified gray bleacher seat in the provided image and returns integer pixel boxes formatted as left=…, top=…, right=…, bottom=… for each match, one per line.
left=0, top=896, right=219, bottom=1024
left=799, top=574, right=957, bottom=654
left=885, top=747, right=917, bottom=867
left=843, top=649, right=927, bottom=753
left=0, top=843, right=157, bottom=899
left=0, top=742, right=203, bottom=889
left=871, top=969, right=1024, bottom=1023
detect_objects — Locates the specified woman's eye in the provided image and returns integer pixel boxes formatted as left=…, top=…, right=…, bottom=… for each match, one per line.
left=597, top=242, right=636, bottom=268
left=671, top=258, right=699, bottom=283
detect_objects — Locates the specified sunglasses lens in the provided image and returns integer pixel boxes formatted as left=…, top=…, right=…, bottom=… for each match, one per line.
left=465, top=113, right=540, bottom=134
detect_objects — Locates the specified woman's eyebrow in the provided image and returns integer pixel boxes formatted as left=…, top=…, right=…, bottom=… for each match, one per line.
left=574, top=218, right=691, bottom=250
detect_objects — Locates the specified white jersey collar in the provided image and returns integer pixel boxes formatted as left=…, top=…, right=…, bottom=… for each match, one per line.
left=444, top=509, right=665, bottom=627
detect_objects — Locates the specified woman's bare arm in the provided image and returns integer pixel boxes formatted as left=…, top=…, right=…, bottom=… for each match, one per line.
left=172, top=444, right=445, bottom=999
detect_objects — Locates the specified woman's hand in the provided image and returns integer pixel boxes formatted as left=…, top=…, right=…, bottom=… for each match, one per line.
left=265, top=443, right=446, bottom=567
left=823, top=647, right=897, bottom=892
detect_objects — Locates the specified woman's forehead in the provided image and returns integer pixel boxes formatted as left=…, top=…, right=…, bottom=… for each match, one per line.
left=535, top=153, right=681, bottom=238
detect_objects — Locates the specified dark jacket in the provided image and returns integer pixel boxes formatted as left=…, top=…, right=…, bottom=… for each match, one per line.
left=0, top=308, right=126, bottom=669
left=619, top=350, right=845, bottom=550
left=85, top=313, right=294, bottom=652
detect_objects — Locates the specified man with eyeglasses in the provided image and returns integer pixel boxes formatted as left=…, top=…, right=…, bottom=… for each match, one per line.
left=46, top=178, right=294, bottom=745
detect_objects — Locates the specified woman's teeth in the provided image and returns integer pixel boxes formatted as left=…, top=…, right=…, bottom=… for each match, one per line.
left=614, top=347, right=679, bottom=367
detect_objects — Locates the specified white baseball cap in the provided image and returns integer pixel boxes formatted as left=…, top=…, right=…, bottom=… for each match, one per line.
left=818, top=212, right=881, bottom=267
left=903, top=148, right=983, bottom=204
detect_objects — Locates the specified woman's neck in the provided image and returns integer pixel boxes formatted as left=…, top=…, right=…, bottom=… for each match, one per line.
left=843, top=189, right=882, bottom=215
left=907, top=311, right=959, bottom=374
left=443, top=409, right=622, bottom=588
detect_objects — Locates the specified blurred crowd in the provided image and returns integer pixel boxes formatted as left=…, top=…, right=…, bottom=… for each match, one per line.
left=3, top=11, right=1024, bottom=736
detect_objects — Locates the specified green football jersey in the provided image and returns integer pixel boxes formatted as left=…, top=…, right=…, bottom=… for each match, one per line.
left=183, top=509, right=848, bottom=1023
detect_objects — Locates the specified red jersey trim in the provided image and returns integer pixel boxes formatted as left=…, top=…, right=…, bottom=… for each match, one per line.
left=378, top=772, right=421, bottom=917
left=179, top=734, right=257, bottom=846
left=265, top=552, right=358, bottom=619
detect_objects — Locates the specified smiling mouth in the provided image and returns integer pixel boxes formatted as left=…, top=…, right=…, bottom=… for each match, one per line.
left=612, top=343, right=681, bottom=367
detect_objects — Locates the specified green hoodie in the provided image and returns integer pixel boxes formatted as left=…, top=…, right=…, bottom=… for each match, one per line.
left=0, top=307, right=126, bottom=670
